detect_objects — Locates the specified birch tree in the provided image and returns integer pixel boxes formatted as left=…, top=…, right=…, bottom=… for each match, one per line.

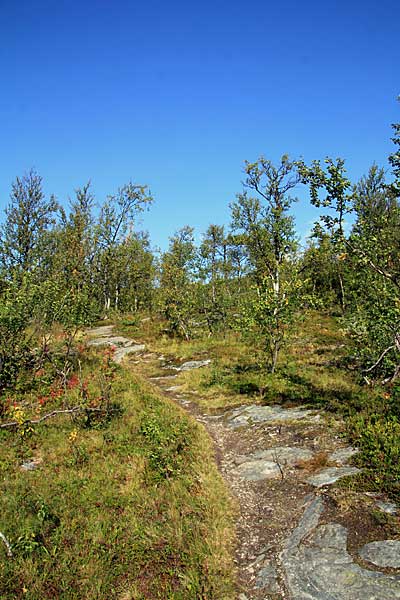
left=231, top=155, right=301, bottom=372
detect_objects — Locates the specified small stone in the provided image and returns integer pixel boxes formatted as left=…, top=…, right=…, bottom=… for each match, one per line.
left=359, top=540, right=400, bottom=568
left=21, top=458, right=42, bottom=471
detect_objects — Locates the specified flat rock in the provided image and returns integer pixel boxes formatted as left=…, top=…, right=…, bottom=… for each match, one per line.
left=226, top=404, right=318, bottom=429
left=233, top=459, right=282, bottom=481
left=85, top=327, right=145, bottom=363
left=113, top=345, right=145, bottom=363
left=87, top=335, right=133, bottom=348
left=282, top=497, right=400, bottom=599
left=177, top=359, right=211, bottom=371
left=306, top=466, right=360, bottom=487
left=359, top=540, right=400, bottom=569
left=329, top=447, right=359, bottom=465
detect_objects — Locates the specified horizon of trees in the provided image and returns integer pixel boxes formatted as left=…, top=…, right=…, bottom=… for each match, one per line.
left=0, top=119, right=399, bottom=389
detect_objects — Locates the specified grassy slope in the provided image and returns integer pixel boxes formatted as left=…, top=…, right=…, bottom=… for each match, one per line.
left=0, top=362, right=235, bottom=599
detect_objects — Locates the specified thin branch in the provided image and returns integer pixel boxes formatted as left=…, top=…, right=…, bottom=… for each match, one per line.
left=345, top=238, right=400, bottom=291
left=363, top=345, right=396, bottom=374
left=0, top=406, right=115, bottom=430
left=382, top=364, right=400, bottom=385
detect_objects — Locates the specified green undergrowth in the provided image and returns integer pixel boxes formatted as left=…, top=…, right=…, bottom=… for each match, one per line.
left=125, top=311, right=400, bottom=502
left=0, top=362, right=235, bottom=598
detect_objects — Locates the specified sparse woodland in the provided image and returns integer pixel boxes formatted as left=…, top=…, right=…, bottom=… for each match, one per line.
left=0, top=121, right=399, bottom=598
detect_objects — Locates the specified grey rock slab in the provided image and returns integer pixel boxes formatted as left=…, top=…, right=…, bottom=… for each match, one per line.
left=359, top=541, right=400, bottom=569
left=226, top=404, right=318, bottom=429
left=234, top=446, right=313, bottom=468
left=113, top=345, right=145, bottom=363
left=281, top=497, right=400, bottom=599
left=87, top=335, right=133, bottom=348
left=252, top=446, right=314, bottom=465
left=176, top=359, right=211, bottom=371
left=285, top=497, right=325, bottom=552
left=329, top=447, right=359, bottom=465
left=306, top=466, right=361, bottom=487
left=232, top=459, right=282, bottom=481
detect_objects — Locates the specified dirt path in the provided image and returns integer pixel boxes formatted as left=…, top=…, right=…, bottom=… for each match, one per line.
left=87, top=326, right=400, bottom=600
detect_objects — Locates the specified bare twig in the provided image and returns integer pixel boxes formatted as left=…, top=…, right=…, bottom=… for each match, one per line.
left=272, top=450, right=285, bottom=480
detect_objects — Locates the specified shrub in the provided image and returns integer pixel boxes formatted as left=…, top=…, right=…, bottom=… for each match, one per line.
left=348, top=414, right=400, bottom=500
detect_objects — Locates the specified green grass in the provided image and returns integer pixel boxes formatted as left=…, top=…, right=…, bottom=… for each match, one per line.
left=0, top=356, right=235, bottom=599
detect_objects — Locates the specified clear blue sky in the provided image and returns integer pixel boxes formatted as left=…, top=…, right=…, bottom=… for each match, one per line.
left=1, top=0, right=399, bottom=250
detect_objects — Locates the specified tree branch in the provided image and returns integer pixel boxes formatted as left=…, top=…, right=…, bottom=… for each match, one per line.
left=363, top=345, right=396, bottom=374
left=0, top=406, right=114, bottom=430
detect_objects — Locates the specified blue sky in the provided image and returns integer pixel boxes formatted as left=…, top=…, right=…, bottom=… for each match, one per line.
left=0, top=0, right=399, bottom=250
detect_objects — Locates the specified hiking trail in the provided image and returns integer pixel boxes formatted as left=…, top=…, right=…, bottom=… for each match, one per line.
left=87, top=325, right=400, bottom=600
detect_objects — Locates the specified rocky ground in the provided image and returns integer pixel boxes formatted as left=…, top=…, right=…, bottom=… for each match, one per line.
left=87, top=326, right=400, bottom=600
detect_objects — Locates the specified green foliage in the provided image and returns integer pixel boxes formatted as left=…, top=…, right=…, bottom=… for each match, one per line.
left=231, top=155, right=301, bottom=371
left=301, top=234, right=347, bottom=310
left=0, top=169, right=58, bottom=281
left=238, top=276, right=303, bottom=372
left=0, top=279, right=36, bottom=392
left=198, top=225, right=233, bottom=333
left=348, top=414, right=400, bottom=500
left=140, top=407, right=194, bottom=481
left=158, top=226, right=198, bottom=339
left=389, top=120, right=400, bottom=196
left=94, top=182, right=153, bottom=313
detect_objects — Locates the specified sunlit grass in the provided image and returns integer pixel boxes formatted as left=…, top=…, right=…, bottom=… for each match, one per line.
left=0, top=361, right=236, bottom=599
